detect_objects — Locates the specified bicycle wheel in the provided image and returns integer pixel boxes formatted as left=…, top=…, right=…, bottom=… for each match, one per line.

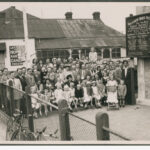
left=6, top=119, right=14, bottom=140
left=10, top=129, right=27, bottom=141
left=26, top=132, right=36, bottom=141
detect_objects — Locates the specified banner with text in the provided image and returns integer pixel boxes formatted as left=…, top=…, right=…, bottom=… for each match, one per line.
left=9, top=45, right=26, bottom=66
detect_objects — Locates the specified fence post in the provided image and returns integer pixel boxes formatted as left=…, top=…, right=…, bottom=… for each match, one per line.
left=9, top=80, right=14, bottom=116
left=0, top=83, right=2, bottom=109
left=25, top=86, right=34, bottom=132
left=95, top=112, right=110, bottom=140
left=58, top=99, right=71, bottom=141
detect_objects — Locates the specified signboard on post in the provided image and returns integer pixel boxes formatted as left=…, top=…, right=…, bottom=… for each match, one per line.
left=9, top=45, right=25, bottom=66
left=126, top=13, right=150, bottom=57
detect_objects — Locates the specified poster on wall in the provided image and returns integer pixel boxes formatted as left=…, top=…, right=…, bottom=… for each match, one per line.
left=126, top=13, right=150, bottom=57
left=9, top=45, right=26, bottom=66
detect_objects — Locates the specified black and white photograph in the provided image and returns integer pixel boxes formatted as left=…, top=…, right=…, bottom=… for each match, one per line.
left=0, top=1, right=150, bottom=144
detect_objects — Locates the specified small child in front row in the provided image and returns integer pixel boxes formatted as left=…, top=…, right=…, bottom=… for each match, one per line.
left=75, top=84, right=84, bottom=107
left=69, top=82, right=77, bottom=110
left=91, top=81, right=101, bottom=108
left=63, top=84, right=72, bottom=111
left=39, top=88, right=50, bottom=116
left=30, top=86, right=41, bottom=118
left=117, top=79, right=127, bottom=107
left=54, top=84, right=64, bottom=105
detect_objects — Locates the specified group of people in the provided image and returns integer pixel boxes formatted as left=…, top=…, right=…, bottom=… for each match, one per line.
left=0, top=48, right=136, bottom=118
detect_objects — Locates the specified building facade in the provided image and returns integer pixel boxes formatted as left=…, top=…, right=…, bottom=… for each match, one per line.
left=136, top=6, right=150, bottom=106
left=0, top=7, right=126, bottom=70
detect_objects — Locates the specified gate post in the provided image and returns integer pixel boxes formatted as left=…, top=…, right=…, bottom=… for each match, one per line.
left=95, top=112, right=110, bottom=140
left=58, top=99, right=71, bottom=141
left=25, top=86, right=34, bottom=132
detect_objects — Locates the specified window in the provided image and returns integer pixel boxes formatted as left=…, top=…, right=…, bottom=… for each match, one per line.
left=112, top=48, right=121, bottom=58
left=72, top=49, right=79, bottom=59
left=103, top=48, right=110, bottom=58
left=81, top=48, right=91, bottom=57
left=95, top=47, right=101, bottom=57
left=36, top=49, right=69, bottom=62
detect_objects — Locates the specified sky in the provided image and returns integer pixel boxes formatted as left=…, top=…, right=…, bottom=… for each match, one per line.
left=0, top=2, right=150, bottom=33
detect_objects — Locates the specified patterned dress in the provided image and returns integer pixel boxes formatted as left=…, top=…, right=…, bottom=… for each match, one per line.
left=106, top=80, right=118, bottom=103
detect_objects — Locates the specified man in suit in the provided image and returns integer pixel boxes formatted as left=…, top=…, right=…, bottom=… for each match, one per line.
left=25, top=68, right=36, bottom=94
left=122, top=60, right=134, bottom=105
left=16, top=68, right=27, bottom=115
left=7, top=71, right=23, bottom=114
left=113, top=64, right=122, bottom=83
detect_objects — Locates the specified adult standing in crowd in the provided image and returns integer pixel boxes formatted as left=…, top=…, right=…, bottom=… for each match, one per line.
left=7, top=71, right=23, bottom=114
left=25, top=68, right=36, bottom=92
left=1, top=68, right=9, bottom=84
left=122, top=60, right=133, bottom=105
left=16, top=68, right=27, bottom=115
left=89, top=47, right=97, bottom=62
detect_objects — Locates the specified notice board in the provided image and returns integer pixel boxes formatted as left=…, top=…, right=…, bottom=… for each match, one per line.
left=126, top=13, right=150, bottom=57
left=9, top=45, right=25, bottom=66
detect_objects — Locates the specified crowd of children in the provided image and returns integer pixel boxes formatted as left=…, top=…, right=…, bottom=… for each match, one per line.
left=0, top=52, right=130, bottom=118
left=28, top=56, right=128, bottom=118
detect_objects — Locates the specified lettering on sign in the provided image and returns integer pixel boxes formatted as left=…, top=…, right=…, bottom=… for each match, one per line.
left=9, top=45, right=25, bottom=66
left=126, top=13, right=150, bottom=57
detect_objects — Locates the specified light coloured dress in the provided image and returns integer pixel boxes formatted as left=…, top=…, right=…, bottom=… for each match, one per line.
left=31, top=93, right=41, bottom=109
left=92, top=86, right=101, bottom=100
left=83, top=87, right=92, bottom=102
left=69, top=88, right=75, bottom=102
left=54, top=89, right=64, bottom=103
left=106, top=80, right=118, bottom=103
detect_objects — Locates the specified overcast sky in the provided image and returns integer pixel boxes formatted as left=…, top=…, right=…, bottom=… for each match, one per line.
left=0, top=2, right=150, bottom=33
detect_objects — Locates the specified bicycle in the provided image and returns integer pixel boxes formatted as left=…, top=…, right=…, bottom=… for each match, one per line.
left=7, top=113, right=35, bottom=141
left=7, top=112, right=59, bottom=141
left=33, top=126, right=59, bottom=141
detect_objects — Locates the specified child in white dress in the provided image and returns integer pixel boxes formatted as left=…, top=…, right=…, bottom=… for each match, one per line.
left=69, top=82, right=77, bottom=110
left=30, top=86, right=41, bottom=118
left=63, top=84, right=72, bottom=111
left=82, top=81, right=93, bottom=109
left=92, top=81, right=101, bottom=108
left=54, top=84, right=64, bottom=104
left=39, top=88, right=50, bottom=116
left=106, top=74, right=118, bottom=104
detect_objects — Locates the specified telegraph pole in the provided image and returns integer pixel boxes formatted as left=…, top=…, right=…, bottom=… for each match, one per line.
left=23, top=7, right=29, bottom=68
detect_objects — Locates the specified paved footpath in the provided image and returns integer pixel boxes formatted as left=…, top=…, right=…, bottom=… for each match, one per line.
left=34, top=104, right=150, bottom=141
left=0, top=120, right=7, bottom=141
left=1, top=104, right=150, bottom=141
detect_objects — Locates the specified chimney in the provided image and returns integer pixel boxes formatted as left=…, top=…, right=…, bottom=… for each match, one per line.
left=65, top=12, right=73, bottom=20
left=92, top=12, right=100, bottom=20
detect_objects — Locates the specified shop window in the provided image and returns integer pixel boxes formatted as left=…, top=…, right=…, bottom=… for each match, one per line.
left=112, top=48, right=121, bottom=58
left=103, top=48, right=110, bottom=58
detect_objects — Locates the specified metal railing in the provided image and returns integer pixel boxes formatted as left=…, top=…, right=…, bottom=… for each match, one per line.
left=0, top=84, right=131, bottom=141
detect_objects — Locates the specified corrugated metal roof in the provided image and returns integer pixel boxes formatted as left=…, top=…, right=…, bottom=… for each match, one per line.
left=57, top=19, right=124, bottom=38
left=0, top=7, right=125, bottom=48
left=36, top=37, right=125, bottom=49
